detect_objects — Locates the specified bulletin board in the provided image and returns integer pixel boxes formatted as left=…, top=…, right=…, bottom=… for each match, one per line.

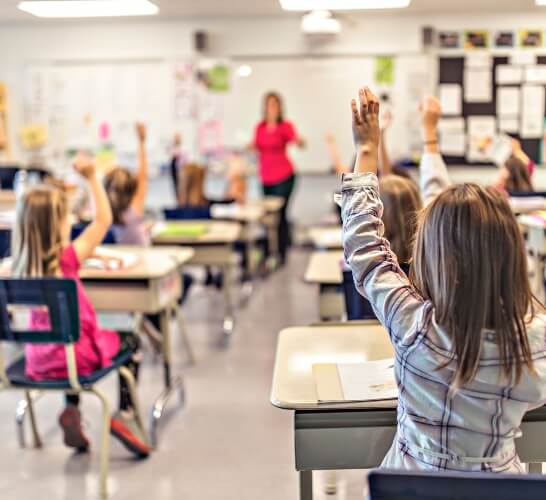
left=438, top=55, right=546, bottom=165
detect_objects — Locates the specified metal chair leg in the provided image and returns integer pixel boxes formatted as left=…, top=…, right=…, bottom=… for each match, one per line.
left=25, top=390, right=42, bottom=449
left=90, top=387, right=111, bottom=500
left=15, top=397, right=28, bottom=448
left=175, top=306, right=195, bottom=365
left=149, top=375, right=185, bottom=449
left=118, top=366, right=147, bottom=443
left=222, top=263, right=235, bottom=336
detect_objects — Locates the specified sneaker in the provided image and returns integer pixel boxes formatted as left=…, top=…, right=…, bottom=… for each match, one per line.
left=110, top=411, right=150, bottom=459
left=59, top=404, right=90, bottom=452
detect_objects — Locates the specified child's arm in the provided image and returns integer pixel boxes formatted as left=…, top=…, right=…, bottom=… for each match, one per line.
left=72, top=155, right=113, bottom=262
left=325, top=133, right=350, bottom=174
left=131, top=122, right=148, bottom=216
left=418, top=96, right=450, bottom=206
left=342, top=87, right=426, bottom=350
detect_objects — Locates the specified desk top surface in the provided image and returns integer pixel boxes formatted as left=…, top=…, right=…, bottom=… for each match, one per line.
left=304, top=251, right=344, bottom=284
left=80, top=245, right=194, bottom=280
left=308, top=226, right=342, bottom=250
left=152, top=220, right=242, bottom=244
left=271, top=324, right=395, bottom=411
left=519, top=213, right=546, bottom=230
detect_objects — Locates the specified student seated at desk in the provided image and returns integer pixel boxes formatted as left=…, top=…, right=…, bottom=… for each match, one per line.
left=12, top=155, right=150, bottom=458
left=341, top=86, right=546, bottom=473
left=493, top=140, right=535, bottom=195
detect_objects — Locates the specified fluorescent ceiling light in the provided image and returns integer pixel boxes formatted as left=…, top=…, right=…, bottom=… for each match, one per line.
left=536, top=0, right=546, bottom=5
left=301, top=10, right=340, bottom=34
left=237, top=65, right=253, bottom=78
left=280, top=0, right=410, bottom=10
left=18, top=0, right=159, bottom=18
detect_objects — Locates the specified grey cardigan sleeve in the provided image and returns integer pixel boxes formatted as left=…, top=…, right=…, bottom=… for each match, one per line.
left=341, top=172, right=428, bottom=351
left=419, top=153, right=451, bottom=206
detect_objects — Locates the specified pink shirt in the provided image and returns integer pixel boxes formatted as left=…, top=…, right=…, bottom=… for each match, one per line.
left=25, top=245, right=121, bottom=380
left=254, top=120, right=297, bottom=186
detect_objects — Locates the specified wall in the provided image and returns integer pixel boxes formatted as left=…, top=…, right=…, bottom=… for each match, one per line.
left=2, top=11, right=546, bottom=163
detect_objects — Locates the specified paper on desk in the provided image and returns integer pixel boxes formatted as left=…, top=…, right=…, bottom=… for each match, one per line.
left=509, top=197, right=546, bottom=214
left=497, top=87, right=520, bottom=117
left=521, top=85, right=545, bottom=139
left=439, top=84, right=462, bottom=115
left=496, top=65, right=523, bottom=85
left=464, top=68, right=492, bottom=103
left=83, top=248, right=139, bottom=271
left=314, top=358, right=397, bottom=403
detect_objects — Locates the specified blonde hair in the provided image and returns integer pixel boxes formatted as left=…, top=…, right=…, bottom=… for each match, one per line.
left=104, top=167, right=138, bottom=225
left=410, top=183, right=538, bottom=387
left=12, top=185, right=68, bottom=277
left=179, top=163, right=208, bottom=207
left=379, top=175, right=422, bottom=265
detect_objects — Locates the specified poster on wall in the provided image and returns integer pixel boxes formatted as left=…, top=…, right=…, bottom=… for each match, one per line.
left=519, top=29, right=544, bottom=48
left=467, top=116, right=496, bottom=162
left=374, top=57, right=395, bottom=85
left=438, top=31, right=460, bottom=49
left=464, top=31, right=489, bottom=49
left=494, top=31, right=515, bottom=48
left=464, top=68, right=492, bottom=103
left=521, top=84, right=545, bottom=138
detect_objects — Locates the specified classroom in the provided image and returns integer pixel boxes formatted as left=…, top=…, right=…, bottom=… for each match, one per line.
left=2, top=1, right=546, bottom=499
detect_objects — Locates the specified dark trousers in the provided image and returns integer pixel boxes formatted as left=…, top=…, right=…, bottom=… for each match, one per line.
left=66, top=333, right=141, bottom=412
left=263, top=175, right=296, bottom=264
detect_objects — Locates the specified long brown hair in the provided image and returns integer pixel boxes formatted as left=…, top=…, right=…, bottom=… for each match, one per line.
left=410, top=183, right=537, bottom=387
left=379, top=175, right=422, bottom=265
left=104, top=167, right=138, bottom=225
left=504, top=155, right=534, bottom=193
left=12, top=185, right=68, bottom=277
left=179, top=163, right=208, bottom=207
left=263, top=91, right=284, bottom=124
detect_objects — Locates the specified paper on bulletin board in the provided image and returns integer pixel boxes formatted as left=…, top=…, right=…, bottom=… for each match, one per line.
left=521, top=85, right=545, bottom=139
left=525, top=66, right=546, bottom=84
left=467, top=116, right=496, bottom=162
left=497, top=87, right=520, bottom=117
left=498, top=117, right=519, bottom=134
left=510, top=51, right=536, bottom=66
left=496, top=65, right=523, bottom=85
left=438, top=117, right=466, bottom=156
left=464, top=68, right=492, bottom=103
left=465, top=52, right=491, bottom=69
left=439, top=84, right=462, bottom=116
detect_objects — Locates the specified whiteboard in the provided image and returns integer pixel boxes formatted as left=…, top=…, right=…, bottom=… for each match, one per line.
left=224, top=55, right=431, bottom=173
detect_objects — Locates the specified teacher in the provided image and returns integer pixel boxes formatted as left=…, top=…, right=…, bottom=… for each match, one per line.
left=252, top=91, right=305, bottom=266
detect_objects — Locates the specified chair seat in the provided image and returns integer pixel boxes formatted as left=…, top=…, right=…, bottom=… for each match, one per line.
left=6, top=349, right=133, bottom=389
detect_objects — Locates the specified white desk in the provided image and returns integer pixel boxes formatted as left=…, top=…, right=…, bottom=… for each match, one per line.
left=271, top=324, right=546, bottom=500
left=304, top=251, right=344, bottom=321
left=152, top=220, right=241, bottom=335
left=308, top=226, right=342, bottom=250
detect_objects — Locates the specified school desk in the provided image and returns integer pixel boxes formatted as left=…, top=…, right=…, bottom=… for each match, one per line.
left=304, top=251, right=344, bottom=320
left=80, top=245, right=195, bottom=448
left=0, top=189, right=15, bottom=209
left=270, top=324, right=546, bottom=500
left=518, top=213, right=546, bottom=302
left=308, top=226, right=342, bottom=250
left=152, top=220, right=242, bottom=336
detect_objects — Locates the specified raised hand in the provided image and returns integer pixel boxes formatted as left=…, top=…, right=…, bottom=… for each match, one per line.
left=136, top=122, right=147, bottom=143
left=419, top=96, right=441, bottom=135
left=351, top=87, right=380, bottom=174
left=73, top=153, right=97, bottom=180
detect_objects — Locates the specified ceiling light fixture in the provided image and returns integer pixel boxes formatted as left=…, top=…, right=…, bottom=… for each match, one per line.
left=536, top=0, right=546, bottom=5
left=301, top=10, right=341, bottom=34
left=280, top=0, right=410, bottom=11
left=18, top=0, right=159, bottom=18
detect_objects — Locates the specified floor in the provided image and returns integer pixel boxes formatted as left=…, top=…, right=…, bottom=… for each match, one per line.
left=0, top=247, right=367, bottom=500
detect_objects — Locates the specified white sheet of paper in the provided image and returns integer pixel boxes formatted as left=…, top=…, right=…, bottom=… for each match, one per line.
left=498, top=117, right=520, bottom=134
left=511, top=51, right=536, bottom=66
left=496, top=65, right=523, bottom=85
left=438, top=117, right=466, bottom=155
left=467, top=116, right=496, bottom=162
left=439, top=84, right=462, bottom=115
left=521, top=85, right=545, bottom=139
left=465, top=52, right=492, bottom=69
left=337, top=358, right=397, bottom=402
left=464, top=68, right=492, bottom=102
left=497, top=87, right=520, bottom=116
left=487, top=134, right=513, bottom=166
left=525, top=66, right=546, bottom=84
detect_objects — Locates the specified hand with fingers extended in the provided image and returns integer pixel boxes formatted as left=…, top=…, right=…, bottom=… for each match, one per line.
left=351, top=87, right=380, bottom=174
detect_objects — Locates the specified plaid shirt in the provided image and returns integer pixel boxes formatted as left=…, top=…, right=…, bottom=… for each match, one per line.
left=341, top=155, right=546, bottom=472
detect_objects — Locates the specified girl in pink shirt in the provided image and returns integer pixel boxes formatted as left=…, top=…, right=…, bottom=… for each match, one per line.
left=252, top=92, right=305, bottom=264
left=12, top=156, right=150, bottom=458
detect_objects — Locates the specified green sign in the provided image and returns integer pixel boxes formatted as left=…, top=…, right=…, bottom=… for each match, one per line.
left=375, top=57, right=395, bottom=85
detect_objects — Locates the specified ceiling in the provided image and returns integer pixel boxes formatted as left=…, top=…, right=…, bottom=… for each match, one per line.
left=0, top=0, right=542, bottom=22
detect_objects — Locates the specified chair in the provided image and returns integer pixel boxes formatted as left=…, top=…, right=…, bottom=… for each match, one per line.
left=164, top=205, right=212, bottom=220
left=0, top=278, right=145, bottom=499
left=70, top=222, right=116, bottom=244
left=368, top=469, right=546, bottom=500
